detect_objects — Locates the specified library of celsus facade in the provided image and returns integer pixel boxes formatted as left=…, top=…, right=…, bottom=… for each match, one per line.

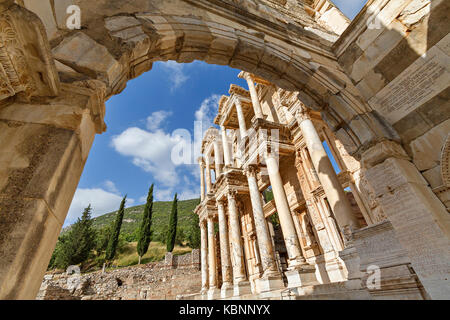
left=0, top=0, right=449, bottom=299
left=194, top=72, right=429, bottom=299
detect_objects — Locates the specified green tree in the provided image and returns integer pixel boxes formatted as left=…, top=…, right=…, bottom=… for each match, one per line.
left=48, top=233, right=69, bottom=270
left=95, top=225, right=111, bottom=253
left=105, top=195, right=127, bottom=262
left=188, top=211, right=201, bottom=249
left=72, top=204, right=96, bottom=263
left=137, top=184, right=154, bottom=264
left=49, top=205, right=96, bottom=269
left=166, top=193, right=178, bottom=252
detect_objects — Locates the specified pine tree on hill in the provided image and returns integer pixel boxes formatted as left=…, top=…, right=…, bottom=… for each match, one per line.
left=137, top=184, right=154, bottom=264
left=105, top=195, right=127, bottom=262
left=49, top=205, right=95, bottom=269
left=166, top=193, right=178, bottom=253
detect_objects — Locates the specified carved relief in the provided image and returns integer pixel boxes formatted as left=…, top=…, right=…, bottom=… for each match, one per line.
left=360, top=173, right=387, bottom=224
left=0, top=4, right=59, bottom=101
left=0, top=13, right=33, bottom=100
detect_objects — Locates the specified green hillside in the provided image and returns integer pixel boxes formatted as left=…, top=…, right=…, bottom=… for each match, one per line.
left=64, top=198, right=201, bottom=244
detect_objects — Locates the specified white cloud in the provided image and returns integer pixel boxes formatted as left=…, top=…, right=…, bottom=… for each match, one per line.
left=103, top=180, right=119, bottom=194
left=146, top=110, right=172, bottom=131
left=110, top=94, right=220, bottom=203
left=111, top=127, right=181, bottom=187
left=160, top=61, right=189, bottom=91
left=193, top=94, right=221, bottom=161
left=155, top=188, right=175, bottom=201
left=179, top=188, right=199, bottom=201
left=65, top=188, right=135, bottom=226
left=195, top=94, right=220, bottom=127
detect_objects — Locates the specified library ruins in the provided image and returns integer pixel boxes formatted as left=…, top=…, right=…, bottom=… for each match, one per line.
left=0, top=0, right=449, bottom=300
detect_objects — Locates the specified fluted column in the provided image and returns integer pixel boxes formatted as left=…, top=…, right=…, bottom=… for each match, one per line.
left=213, top=140, right=223, bottom=176
left=207, top=217, right=218, bottom=289
left=217, top=200, right=233, bottom=287
left=243, top=73, right=264, bottom=119
left=221, top=125, right=232, bottom=167
left=200, top=220, right=209, bottom=292
left=227, top=191, right=247, bottom=283
left=235, top=99, right=248, bottom=138
left=265, top=152, right=307, bottom=268
left=296, top=109, right=359, bottom=242
left=244, top=165, right=280, bottom=277
left=205, top=155, right=212, bottom=194
left=198, top=158, right=206, bottom=201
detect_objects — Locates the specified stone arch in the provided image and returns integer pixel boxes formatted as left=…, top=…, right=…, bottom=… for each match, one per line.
left=45, top=0, right=398, bottom=158
left=3, top=0, right=449, bottom=300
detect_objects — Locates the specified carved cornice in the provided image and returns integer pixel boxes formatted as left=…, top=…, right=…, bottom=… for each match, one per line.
left=229, top=84, right=250, bottom=99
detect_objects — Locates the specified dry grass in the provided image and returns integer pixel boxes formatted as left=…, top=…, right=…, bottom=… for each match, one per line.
left=112, top=242, right=192, bottom=267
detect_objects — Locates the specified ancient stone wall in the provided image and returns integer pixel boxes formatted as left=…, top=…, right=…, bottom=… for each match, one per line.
left=37, top=250, right=201, bottom=300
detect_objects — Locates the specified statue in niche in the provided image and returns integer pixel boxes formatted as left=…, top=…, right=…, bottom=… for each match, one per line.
left=301, top=212, right=317, bottom=248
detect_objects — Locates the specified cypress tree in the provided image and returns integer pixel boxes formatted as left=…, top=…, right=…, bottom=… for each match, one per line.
left=105, top=195, right=127, bottom=262
left=188, top=210, right=201, bottom=249
left=137, top=184, right=154, bottom=264
left=166, top=193, right=178, bottom=252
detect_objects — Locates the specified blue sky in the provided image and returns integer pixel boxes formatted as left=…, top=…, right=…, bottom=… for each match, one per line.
left=65, top=1, right=367, bottom=226
left=333, top=0, right=367, bottom=19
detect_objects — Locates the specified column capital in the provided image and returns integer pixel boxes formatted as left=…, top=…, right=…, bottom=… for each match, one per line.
left=199, top=219, right=207, bottom=228
left=198, top=157, right=205, bottom=167
left=227, top=189, right=238, bottom=200
left=243, top=165, right=258, bottom=178
left=238, top=71, right=253, bottom=81
left=216, top=198, right=226, bottom=206
left=295, top=108, right=311, bottom=125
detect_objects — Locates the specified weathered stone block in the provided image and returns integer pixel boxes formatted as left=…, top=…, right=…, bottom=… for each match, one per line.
left=410, top=119, right=450, bottom=171
left=52, top=32, right=122, bottom=87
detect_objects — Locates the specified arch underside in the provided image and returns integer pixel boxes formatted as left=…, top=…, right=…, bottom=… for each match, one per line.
left=47, top=0, right=398, bottom=159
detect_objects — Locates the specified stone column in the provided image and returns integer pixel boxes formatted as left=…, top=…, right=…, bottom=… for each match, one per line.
left=217, top=200, right=233, bottom=297
left=205, top=155, right=212, bottom=194
left=0, top=84, right=106, bottom=299
left=244, top=166, right=284, bottom=292
left=200, top=220, right=209, bottom=293
left=227, top=191, right=251, bottom=295
left=213, top=139, right=223, bottom=176
left=207, top=217, right=219, bottom=298
left=265, top=153, right=317, bottom=288
left=198, top=158, right=206, bottom=201
left=221, top=125, right=232, bottom=167
left=235, top=99, right=248, bottom=139
left=265, top=153, right=305, bottom=266
left=243, top=73, right=264, bottom=119
left=296, top=109, right=359, bottom=242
